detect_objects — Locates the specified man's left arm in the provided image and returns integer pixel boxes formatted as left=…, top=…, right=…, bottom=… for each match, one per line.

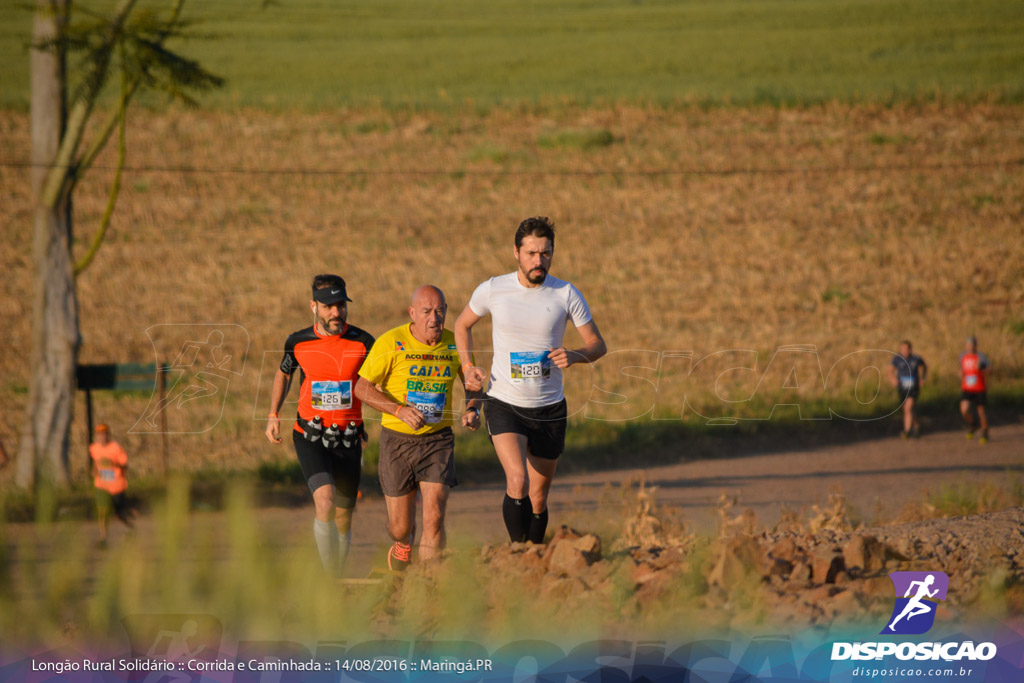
left=458, top=368, right=484, bottom=430
left=548, top=319, right=607, bottom=369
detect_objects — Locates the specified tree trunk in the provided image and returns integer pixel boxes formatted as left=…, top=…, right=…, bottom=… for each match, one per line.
left=16, top=0, right=79, bottom=490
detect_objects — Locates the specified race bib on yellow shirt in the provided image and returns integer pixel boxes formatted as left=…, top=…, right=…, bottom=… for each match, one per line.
left=311, top=380, right=352, bottom=410
left=510, top=351, right=551, bottom=383
left=407, top=390, right=445, bottom=424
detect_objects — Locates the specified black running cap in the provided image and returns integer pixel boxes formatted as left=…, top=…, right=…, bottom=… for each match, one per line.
left=312, top=279, right=352, bottom=304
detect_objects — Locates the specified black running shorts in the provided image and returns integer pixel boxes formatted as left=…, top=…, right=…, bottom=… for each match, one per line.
left=292, top=430, right=362, bottom=508
left=95, top=489, right=130, bottom=518
left=961, top=390, right=987, bottom=407
left=484, top=395, right=568, bottom=460
left=898, top=385, right=920, bottom=401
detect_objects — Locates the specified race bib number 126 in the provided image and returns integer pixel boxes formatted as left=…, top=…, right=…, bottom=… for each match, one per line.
left=311, top=380, right=353, bottom=410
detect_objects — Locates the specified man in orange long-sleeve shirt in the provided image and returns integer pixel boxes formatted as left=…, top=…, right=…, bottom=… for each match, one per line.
left=90, top=424, right=134, bottom=544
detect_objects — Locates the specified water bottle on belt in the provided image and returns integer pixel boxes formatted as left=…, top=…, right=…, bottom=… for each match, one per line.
left=323, top=422, right=341, bottom=449
left=304, top=415, right=323, bottom=443
left=342, top=421, right=359, bottom=449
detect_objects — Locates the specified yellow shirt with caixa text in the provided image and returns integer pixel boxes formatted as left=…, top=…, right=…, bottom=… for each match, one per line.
left=357, top=324, right=463, bottom=435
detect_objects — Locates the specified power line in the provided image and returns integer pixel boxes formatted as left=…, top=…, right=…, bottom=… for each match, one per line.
left=1, top=157, right=1021, bottom=178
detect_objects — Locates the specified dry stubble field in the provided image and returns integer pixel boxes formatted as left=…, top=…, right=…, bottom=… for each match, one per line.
left=0, top=102, right=1022, bottom=481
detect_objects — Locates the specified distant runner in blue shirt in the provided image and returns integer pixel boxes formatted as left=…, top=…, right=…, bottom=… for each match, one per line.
left=888, top=340, right=927, bottom=438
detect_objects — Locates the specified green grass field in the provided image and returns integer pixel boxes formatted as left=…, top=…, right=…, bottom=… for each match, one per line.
left=1, top=0, right=1023, bottom=110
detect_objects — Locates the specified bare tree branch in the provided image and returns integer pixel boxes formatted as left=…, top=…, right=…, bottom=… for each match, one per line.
left=75, top=40, right=128, bottom=276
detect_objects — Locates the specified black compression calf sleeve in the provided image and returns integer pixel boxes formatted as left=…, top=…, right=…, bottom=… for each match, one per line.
left=527, top=507, right=548, bottom=544
left=502, top=494, right=529, bottom=542
left=521, top=495, right=534, bottom=539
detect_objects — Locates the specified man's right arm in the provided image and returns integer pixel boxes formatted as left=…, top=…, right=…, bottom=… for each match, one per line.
left=354, top=378, right=426, bottom=430
left=265, top=369, right=293, bottom=444
left=454, top=305, right=487, bottom=392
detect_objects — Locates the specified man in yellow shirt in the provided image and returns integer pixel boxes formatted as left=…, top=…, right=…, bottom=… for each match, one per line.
left=355, top=285, right=482, bottom=571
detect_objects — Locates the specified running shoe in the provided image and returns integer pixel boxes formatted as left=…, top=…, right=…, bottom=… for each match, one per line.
left=979, top=434, right=989, bottom=445
left=387, top=541, right=411, bottom=573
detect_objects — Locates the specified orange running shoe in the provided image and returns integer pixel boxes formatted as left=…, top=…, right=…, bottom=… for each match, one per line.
left=387, top=541, right=411, bottom=573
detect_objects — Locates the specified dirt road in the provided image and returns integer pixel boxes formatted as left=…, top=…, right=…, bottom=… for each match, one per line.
left=6, top=424, right=1022, bottom=583
left=333, top=422, right=1024, bottom=576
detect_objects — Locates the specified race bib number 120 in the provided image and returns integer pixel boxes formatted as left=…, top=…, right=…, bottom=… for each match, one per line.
left=311, top=380, right=353, bottom=410
left=510, top=351, right=551, bottom=383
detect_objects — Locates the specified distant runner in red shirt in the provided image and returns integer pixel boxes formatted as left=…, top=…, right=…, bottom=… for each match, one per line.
left=265, top=274, right=374, bottom=576
left=959, top=336, right=991, bottom=444
left=90, top=423, right=134, bottom=545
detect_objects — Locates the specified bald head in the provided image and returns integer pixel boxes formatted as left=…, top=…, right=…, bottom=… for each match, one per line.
left=408, top=285, right=447, bottom=345
left=411, top=285, right=445, bottom=308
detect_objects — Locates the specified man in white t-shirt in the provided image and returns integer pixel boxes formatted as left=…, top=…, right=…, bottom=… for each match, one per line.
left=455, top=217, right=606, bottom=544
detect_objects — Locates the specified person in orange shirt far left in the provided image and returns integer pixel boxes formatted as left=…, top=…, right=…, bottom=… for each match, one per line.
left=90, top=423, right=135, bottom=545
